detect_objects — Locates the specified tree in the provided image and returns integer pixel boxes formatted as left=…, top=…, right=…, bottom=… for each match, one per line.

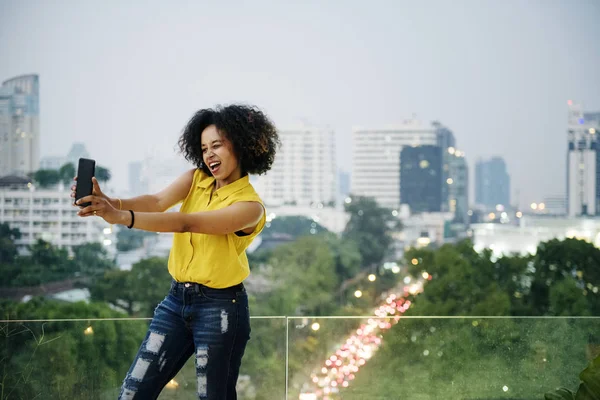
left=257, top=235, right=339, bottom=316
left=405, top=240, right=512, bottom=316
left=8, top=240, right=72, bottom=287
left=115, top=227, right=154, bottom=252
left=549, top=277, right=591, bottom=316
left=0, top=298, right=146, bottom=399
left=31, top=169, right=60, bottom=187
left=525, top=238, right=600, bottom=316
left=95, top=165, right=111, bottom=182
left=71, top=242, right=116, bottom=278
left=0, top=223, right=21, bottom=288
left=343, top=196, right=400, bottom=270
left=262, top=215, right=328, bottom=239
left=324, top=233, right=362, bottom=282
left=58, top=162, right=75, bottom=185
left=0, top=223, right=21, bottom=264
left=89, top=269, right=138, bottom=315
left=89, top=257, right=171, bottom=316
left=128, top=257, right=172, bottom=316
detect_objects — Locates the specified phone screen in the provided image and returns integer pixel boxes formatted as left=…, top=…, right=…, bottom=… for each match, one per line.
left=75, top=158, right=96, bottom=207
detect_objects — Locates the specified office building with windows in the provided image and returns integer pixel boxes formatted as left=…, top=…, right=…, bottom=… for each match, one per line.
left=475, top=157, right=510, bottom=208
left=400, top=145, right=443, bottom=213
left=351, top=119, right=438, bottom=210
left=253, top=125, right=336, bottom=207
left=0, top=176, right=115, bottom=254
left=0, top=75, right=40, bottom=177
left=567, top=101, right=600, bottom=216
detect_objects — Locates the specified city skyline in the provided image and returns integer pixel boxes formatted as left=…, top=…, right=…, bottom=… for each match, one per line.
left=1, top=1, right=599, bottom=208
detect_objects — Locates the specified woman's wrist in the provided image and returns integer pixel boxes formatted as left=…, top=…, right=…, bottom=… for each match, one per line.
left=109, top=197, right=123, bottom=210
left=118, top=209, right=132, bottom=227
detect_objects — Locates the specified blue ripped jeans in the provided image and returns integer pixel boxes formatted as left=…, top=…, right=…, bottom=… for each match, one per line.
left=118, top=280, right=251, bottom=400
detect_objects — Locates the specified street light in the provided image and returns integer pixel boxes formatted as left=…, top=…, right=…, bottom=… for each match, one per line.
left=166, top=379, right=179, bottom=388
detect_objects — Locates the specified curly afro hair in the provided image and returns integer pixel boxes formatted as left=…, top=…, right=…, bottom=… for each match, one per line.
left=178, top=104, right=280, bottom=176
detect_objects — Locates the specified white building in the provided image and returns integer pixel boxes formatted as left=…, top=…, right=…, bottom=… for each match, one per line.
left=132, top=154, right=191, bottom=196
left=0, top=75, right=40, bottom=177
left=253, top=125, right=337, bottom=207
left=0, top=176, right=116, bottom=255
left=567, top=101, right=600, bottom=217
left=537, top=196, right=567, bottom=216
left=351, top=119, right=438, bottom=210
left=397, top=208, right=455, bottom=250
left=472, top=215, right=600, bottom=257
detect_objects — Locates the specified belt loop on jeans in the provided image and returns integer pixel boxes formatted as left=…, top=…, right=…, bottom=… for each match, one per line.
left=184, top=282, right=201, bottom=293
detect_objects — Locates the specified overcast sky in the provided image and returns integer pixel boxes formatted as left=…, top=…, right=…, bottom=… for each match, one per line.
left=1, top=0, right=599, bottom=207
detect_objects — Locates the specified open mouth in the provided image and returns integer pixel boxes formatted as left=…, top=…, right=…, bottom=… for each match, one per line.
left=208, top=161, right=221, bottom=174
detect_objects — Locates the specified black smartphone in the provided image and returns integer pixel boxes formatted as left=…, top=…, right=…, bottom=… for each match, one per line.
left=75, top=158, right=96, bottom=207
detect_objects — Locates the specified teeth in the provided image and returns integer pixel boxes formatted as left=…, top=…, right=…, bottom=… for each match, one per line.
left=209, top=162, right=220, bottom=168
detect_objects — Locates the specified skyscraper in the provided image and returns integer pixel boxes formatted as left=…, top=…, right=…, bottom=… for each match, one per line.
left=351, top=120, right=438, bottom=209
left=434, top=122, right=458, bottom=213
left=567, top=101, right=600, bottom=216
left=446, top=148, right=469, bottom=224
left=400, top=145, right=443, bottom=213
left=253, top=125, right=336, bottom=207
left=0, top=75, right=40, bottom=177
left=475, top=157, right=510, bottom=208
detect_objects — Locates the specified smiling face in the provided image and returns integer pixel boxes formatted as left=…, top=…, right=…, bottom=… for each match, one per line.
left=201, top=125, right=241, bottom=187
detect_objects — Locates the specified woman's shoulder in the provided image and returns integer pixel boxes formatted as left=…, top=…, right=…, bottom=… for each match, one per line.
left=242, top=180, right=264, bottom=202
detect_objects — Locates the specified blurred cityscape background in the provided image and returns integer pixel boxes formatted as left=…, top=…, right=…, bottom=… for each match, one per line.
left=1, top=1, right=599, bottom=399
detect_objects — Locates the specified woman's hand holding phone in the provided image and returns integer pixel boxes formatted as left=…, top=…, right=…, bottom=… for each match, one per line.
left=74, top=177, right=128, bottom=225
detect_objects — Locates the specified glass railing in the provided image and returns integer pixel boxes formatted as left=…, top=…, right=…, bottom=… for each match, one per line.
left=288, top=316, right=600, bottom=400
left=0, top=316, right=287, bottom=400
left=0, top=316, right=597, bottom=399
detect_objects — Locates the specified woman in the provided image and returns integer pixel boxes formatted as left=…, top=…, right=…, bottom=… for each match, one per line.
left=73, top=104, right=279, bottom=399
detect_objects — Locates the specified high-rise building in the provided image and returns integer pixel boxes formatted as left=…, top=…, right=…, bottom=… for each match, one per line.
left=400, top=145, right=443, bottom=213
left=567, top=101, right=600, bottom=217
left=253, top=125, right=336, bottom=207
left=446, top=148, right=469, bottom=224
left=0, top=75, right=40, bottom=177
left=475, top=157, right=510, bottom=208
left=434, top=121, right=456, bottom=151
left=434, top=123, right=457, bottom=213
left=351, top=120, right=438, bottom=209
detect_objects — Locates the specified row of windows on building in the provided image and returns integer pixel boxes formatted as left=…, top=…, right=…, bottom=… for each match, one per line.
left=14, top=232, right=88, bottom=240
